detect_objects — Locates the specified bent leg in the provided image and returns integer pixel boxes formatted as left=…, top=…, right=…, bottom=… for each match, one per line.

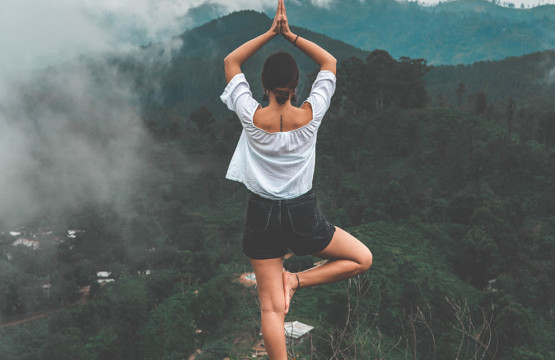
left=250, top=257, right=288, bottom=360
left=284, top=226, right=372, bottom=310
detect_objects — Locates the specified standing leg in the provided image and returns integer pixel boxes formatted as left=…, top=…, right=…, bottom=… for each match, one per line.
left=284, top=226, right=372, bottom=313
left=251, top=257, right=288, bottom=360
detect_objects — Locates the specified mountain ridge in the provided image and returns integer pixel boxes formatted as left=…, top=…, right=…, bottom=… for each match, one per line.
left=180, top=0, right=555, bottom=65
left=131, top=10, right=554, bottom=121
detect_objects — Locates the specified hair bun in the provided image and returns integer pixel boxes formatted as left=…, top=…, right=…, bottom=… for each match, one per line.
left=274, top=89, right=290, bottom=105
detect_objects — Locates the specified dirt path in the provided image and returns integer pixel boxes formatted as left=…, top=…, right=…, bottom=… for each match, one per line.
left=0, top=311, right=56, bottom=328
left=0, top=286, right=90, bottom=328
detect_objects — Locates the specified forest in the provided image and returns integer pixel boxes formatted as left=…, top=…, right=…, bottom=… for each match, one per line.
left=0, top=9, right=554, bottom=360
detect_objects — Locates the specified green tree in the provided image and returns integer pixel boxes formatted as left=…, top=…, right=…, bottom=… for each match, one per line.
left=191, top=281, right=225, bottom=333
left=473, top=91, right=488, bottom=114
left=456, top=82, right=466, bottom=108
left=495, top=302, right=533, bottom=349
left=382, top=180, right=411, bottom=220
left=41, top=327, right=86, bottom=360
left=84, top=326, right=119, bottom=360
left=459, top=226, right=501, bottom=287
left=506, top=97, right=517, bottom=135
left=139, top=293, right=197, bottom=360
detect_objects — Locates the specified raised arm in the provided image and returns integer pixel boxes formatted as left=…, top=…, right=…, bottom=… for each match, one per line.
left=223, top=1, right=284, bottom=83
left=279, top=0, right=336, bottom=75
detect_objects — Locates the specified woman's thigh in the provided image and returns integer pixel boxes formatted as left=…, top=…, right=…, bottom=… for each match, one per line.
left=313, top=226, right=372, bottom=266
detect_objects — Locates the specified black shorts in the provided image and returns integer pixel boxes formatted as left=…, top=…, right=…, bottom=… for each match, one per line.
left=243, top=190, right=336, bottom=259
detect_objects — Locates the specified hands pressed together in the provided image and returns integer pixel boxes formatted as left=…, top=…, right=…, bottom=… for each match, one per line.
left=270, top=0, right=294, bottom=41
left=224, top=0, right=335, bottom=83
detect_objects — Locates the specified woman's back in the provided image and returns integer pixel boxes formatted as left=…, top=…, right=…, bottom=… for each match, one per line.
left=253, top=103, right=313, bottom=133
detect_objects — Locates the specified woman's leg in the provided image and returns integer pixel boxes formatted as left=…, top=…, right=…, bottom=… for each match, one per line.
left=284, top=226, right=372, bottom=313
left=250, top=257, right=288, bottom=360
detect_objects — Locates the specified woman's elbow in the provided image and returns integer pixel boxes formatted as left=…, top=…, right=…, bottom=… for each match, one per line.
left=322, top=57, right=337, bottom=75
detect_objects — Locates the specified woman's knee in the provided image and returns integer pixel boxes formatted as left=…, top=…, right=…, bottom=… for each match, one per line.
left=260, top=303, right=286, bottom=317
left=259, top=295, right=285, bottom=315
left=357, top=248, right=373, bottom=274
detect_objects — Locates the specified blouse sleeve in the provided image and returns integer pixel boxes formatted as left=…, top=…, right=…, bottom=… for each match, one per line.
left=304, top=70, right=337, bottom=122
left=220, top=73, right=259, bottom=128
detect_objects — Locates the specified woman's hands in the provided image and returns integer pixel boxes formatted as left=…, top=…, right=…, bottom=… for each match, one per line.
left=269, top=0, right=282, bottom=35
left=270, top=0, right=293, bottom=39
left=224, top=1, right=286, bottom=83
left=224, top=0, right=334, bottom=83
left=278, top=0, right=292, bottom=38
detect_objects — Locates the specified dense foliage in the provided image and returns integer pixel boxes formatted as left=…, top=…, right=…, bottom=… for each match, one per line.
left=1, top=10, right=554, bottom=360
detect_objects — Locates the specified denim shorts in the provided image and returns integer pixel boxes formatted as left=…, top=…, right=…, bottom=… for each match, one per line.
left=243, top=190, right=336, bottom=259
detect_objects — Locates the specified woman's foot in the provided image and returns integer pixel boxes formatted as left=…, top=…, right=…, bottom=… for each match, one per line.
left=283, top=271, right=300, bottom=315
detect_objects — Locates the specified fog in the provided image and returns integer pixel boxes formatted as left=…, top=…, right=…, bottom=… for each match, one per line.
left=0, top=56, right=152, bottom=222
left=0, top=44, right=184, bottom=226
left=0, top=0, right=277, bottom=77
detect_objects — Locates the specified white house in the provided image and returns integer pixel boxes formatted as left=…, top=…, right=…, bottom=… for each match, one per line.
left=11, top=238, right=39, bottom=250
left=284, top=321, right=314, bottom=344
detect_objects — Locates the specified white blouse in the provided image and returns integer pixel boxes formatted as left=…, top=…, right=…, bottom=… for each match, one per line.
left=220, top=70, right=336, bottom=200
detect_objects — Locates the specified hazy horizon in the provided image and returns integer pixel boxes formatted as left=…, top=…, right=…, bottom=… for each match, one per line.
left=0, top=0, right=553, bottom=77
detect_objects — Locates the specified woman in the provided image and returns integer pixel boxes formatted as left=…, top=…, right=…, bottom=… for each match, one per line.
left=221, top=1, right=372, bottom=359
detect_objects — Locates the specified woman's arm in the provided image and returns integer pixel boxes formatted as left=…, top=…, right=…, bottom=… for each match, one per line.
left=224, top=1, right=284, bottom=83
left=224, top=32, right=276, bottom=83
left=279, top=0, right=336, bottom=75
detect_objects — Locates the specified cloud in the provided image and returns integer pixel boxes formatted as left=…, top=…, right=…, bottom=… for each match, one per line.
left=0, top=55, right=155, bottom=222
left=0, top=0, right=111, bottom=77
left=0, top=35, right=189, bottom=224
left=309, top=0, right=336, bottom=7
left=0, top=0, right=273, bottom=77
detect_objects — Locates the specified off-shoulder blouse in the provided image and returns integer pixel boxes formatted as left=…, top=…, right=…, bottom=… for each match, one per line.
left=220, top=70, right=336, bottom=200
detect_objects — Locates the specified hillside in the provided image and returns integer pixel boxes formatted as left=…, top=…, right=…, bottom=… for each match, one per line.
left=425, top=50, right=555, bottom=108
left=0, top=221, right=490, bottom=359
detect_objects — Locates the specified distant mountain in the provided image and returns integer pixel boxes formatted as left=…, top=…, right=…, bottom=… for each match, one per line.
left=426, top=50, right=555, bottom=107
left=129, top=11, right=368, bottom=121
left=126, top=10, right=554, bottom=122
left=182, top=0, right=555, bottom=65
left=102, top=9, right=555, bottom=126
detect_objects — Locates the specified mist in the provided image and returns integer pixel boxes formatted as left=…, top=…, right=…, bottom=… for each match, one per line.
left=0, top=56, right=152, bottom=223
left=0, top=0, right=223, bottom=225
left=0, top=40, right=185, bottom=226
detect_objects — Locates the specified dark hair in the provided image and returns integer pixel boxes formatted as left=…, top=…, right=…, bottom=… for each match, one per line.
left=262, top=51, right=299, bottom=105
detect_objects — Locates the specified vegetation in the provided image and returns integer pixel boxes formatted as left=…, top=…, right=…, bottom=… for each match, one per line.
left=0, top=10, right=554, bottom=360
